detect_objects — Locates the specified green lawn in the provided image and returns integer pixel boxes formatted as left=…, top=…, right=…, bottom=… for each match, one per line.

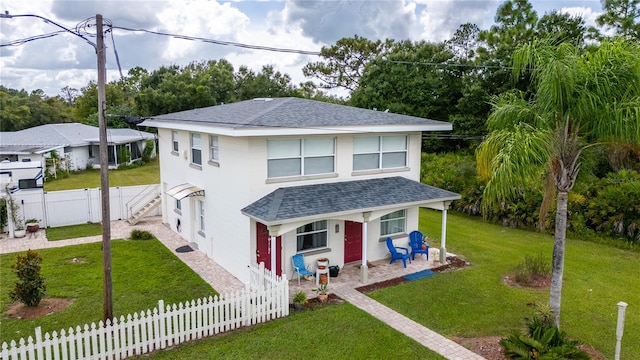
left=2, top=210, right=637, bottom=359
left=145, top=303, right=445, bottom=359
left=0, top=239, right=215, bottom=343
left=369, top=209, right=640, bottom=359
left=45, top=223, right=103, bottom=240
left=44, top=158, right=159, bottom=191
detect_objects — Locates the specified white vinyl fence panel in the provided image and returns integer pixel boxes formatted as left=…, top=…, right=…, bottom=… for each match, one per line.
left=0, top=266, right=288, bottom=360
left=9, top=185, right=161, bottom=228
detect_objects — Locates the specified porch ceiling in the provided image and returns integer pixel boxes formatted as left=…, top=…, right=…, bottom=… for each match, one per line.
left=241, top=176, right=460, bottom=226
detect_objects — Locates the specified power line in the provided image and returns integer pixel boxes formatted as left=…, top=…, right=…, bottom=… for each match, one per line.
left=0, top=31, right=64, bottom=47
left=110, top=25, right=322, bottom=56
left=0, top=13, right=97, bottom=49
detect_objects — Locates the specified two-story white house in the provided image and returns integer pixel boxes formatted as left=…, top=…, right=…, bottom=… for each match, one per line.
left=140, top=97, right=460, bottom=284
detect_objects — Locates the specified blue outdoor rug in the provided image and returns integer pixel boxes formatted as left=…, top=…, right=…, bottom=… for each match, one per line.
left=403, top=269, right=435, bottom=281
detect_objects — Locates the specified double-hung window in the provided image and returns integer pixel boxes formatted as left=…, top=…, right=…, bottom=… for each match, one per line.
left=191, top=133, right=202, bottom=166
left=353, top=135, right=407, bottom=171
left=380, top=209, right=406, bottom=236
left=296, top=220, right=328, bottom=251
left=267, top=138, right=335, bottom=178
left=209, top=135, right=219, bottom=162
left=172, top=131, right=179, bottom=152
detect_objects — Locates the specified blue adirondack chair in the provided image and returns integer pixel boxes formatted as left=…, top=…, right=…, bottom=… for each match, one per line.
left=292, top=253, right=314, bottom=285
left=409, top=230, right=429, bottom=261
left=386, top=237, right=411, bottom=268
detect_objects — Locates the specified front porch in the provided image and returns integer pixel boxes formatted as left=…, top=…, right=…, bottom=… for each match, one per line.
left=290, top=247, right=445, bottom=299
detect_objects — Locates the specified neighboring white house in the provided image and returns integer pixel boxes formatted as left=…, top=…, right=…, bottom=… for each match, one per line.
left=0, top=123, right=156, bottom=171
left=140, top=97, right=461, bottom=284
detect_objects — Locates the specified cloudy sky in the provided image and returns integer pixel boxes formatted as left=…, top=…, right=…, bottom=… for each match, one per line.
left=0, top=0, right=603, bottom=97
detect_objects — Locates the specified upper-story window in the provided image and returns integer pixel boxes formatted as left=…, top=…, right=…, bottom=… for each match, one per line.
left=191, top=133, right=202, bottom=166
left=296, top=220, right=328, bottom=251
left=267, top=138, right=335, bottom=178
left=172, top=131, right=179, bottom=152
left=353, top=135, right=407, bottom=171
left=209, top=135, right=219, bottom=162
left=380, top=209, right=406, bottom=236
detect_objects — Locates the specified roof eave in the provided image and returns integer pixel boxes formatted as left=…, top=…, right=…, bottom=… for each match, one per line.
left=241, top=195, right=461, bottom=227
left=139, top=119, right=453, bottom=137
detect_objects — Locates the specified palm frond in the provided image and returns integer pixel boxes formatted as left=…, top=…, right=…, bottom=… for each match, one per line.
left=477, top=124, right=552, bottom=215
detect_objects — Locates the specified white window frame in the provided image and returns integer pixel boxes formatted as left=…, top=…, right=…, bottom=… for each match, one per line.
left=198, top=199, right=205, bottom=232
left=191, top=133, right=202, bottom=166
left=172, top=131, right=179, bottom=152
left=380, top=209, right=406, bottom=236
left=296, top=220, right=328, bottom=252
left=175, top=199, right=181, bottom=212
left=353, top=135, right=408, bottom=171
left=267, top=138, right=335, bottom=178
left=209, top=135, right=219, bottom=162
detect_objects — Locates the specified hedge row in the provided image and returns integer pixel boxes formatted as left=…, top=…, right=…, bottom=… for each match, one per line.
left=421, top=153, right=640, bottom=243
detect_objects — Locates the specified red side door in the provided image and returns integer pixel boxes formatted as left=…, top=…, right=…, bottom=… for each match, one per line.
left=256, top=222, right=282, bottom=275
left=344, top=220, right=363, bottom=263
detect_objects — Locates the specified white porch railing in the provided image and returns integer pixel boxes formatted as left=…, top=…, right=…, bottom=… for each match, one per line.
left=248, top=262, right=286, bottom=291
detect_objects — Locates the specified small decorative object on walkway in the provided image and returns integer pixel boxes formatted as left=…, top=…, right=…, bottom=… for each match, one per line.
left=26, top=219, right=40, bottom=233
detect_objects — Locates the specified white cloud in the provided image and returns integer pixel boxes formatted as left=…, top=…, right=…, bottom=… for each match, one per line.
left=0, top=0, right=607, bottom=98
left=416, top=0, right=498, bottom=42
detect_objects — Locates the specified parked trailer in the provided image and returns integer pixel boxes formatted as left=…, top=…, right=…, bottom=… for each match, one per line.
left=0, top=160, right=44, bottom=192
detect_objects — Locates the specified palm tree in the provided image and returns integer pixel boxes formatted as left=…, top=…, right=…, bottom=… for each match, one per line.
left=476, top=38, right=640, bottom=326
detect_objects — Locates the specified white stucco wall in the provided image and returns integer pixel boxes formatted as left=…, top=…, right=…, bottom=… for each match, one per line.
left=158, top=129, right=426, bottom=283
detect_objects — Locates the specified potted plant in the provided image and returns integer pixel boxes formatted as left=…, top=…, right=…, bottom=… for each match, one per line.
left=5, top=186, right=25, bottom=238
left=292, top=290, right=308, bottom=310
left=312, top=282, right=329, bottom=303
left=25, top=219, right=40, bottom=233
left=316, top=257, right=329, bottom=269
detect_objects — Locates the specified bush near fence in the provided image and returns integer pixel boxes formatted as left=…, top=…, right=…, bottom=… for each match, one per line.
left=1, top=265, right=288, bottom=360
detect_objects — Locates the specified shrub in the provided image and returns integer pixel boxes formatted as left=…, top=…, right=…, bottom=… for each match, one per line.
left=142, top=139, right=155, bottom=163
left=514, top=253, right=551, bottom=286
left=10, top=250, right=47, bottom=307
left=500, top=305, right=590, bottom=359
left=292, top=291, right=308, bottom=305
left=130, top=229, right=153, bottom=240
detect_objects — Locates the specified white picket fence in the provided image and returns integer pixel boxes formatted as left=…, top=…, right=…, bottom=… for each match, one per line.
left=248, top=261, right=282, bottom=291
left=0, top=267, right=289, bottom=360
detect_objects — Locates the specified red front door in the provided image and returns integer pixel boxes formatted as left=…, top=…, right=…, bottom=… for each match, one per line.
left=344, top=221, right=363, bottom=263
left=256, top=222, right=282, bottom=276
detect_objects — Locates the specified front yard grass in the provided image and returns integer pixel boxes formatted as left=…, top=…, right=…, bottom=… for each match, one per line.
left=369, top=209, right=640, bottom=359
left=145, top=303, right=445, bottom=359
left=44, top=157, right=159, bottom=191
left=45, top=223, right=103, bottom=241
left=0, top=239, right=215, bottom=344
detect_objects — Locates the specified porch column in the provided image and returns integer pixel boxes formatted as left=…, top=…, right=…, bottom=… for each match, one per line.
left=360, top=211, right=371, bottom=283
left=268, top=225, right=280, bottom=275
left=440, top=203, right=450, bottom=264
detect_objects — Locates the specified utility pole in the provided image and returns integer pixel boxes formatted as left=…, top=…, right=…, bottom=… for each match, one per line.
left=96, top=14, right=113, bottom=321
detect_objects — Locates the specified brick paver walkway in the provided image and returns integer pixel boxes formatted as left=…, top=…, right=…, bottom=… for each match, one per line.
left=0, top=216, right=485, bottom=359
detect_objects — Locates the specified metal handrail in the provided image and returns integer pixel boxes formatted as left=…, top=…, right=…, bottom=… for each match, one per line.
left=126, top=184, right=160, bottom=218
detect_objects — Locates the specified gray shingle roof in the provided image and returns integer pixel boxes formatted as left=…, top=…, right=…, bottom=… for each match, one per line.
left=241, top=176, right=460, bottom=225
left=0, top=123, right=155, bottom=150
left=145, top=97, right=450, bottom=129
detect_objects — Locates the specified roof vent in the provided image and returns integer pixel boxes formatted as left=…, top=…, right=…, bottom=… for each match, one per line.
left=253, top=98, right=273, bottom=102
